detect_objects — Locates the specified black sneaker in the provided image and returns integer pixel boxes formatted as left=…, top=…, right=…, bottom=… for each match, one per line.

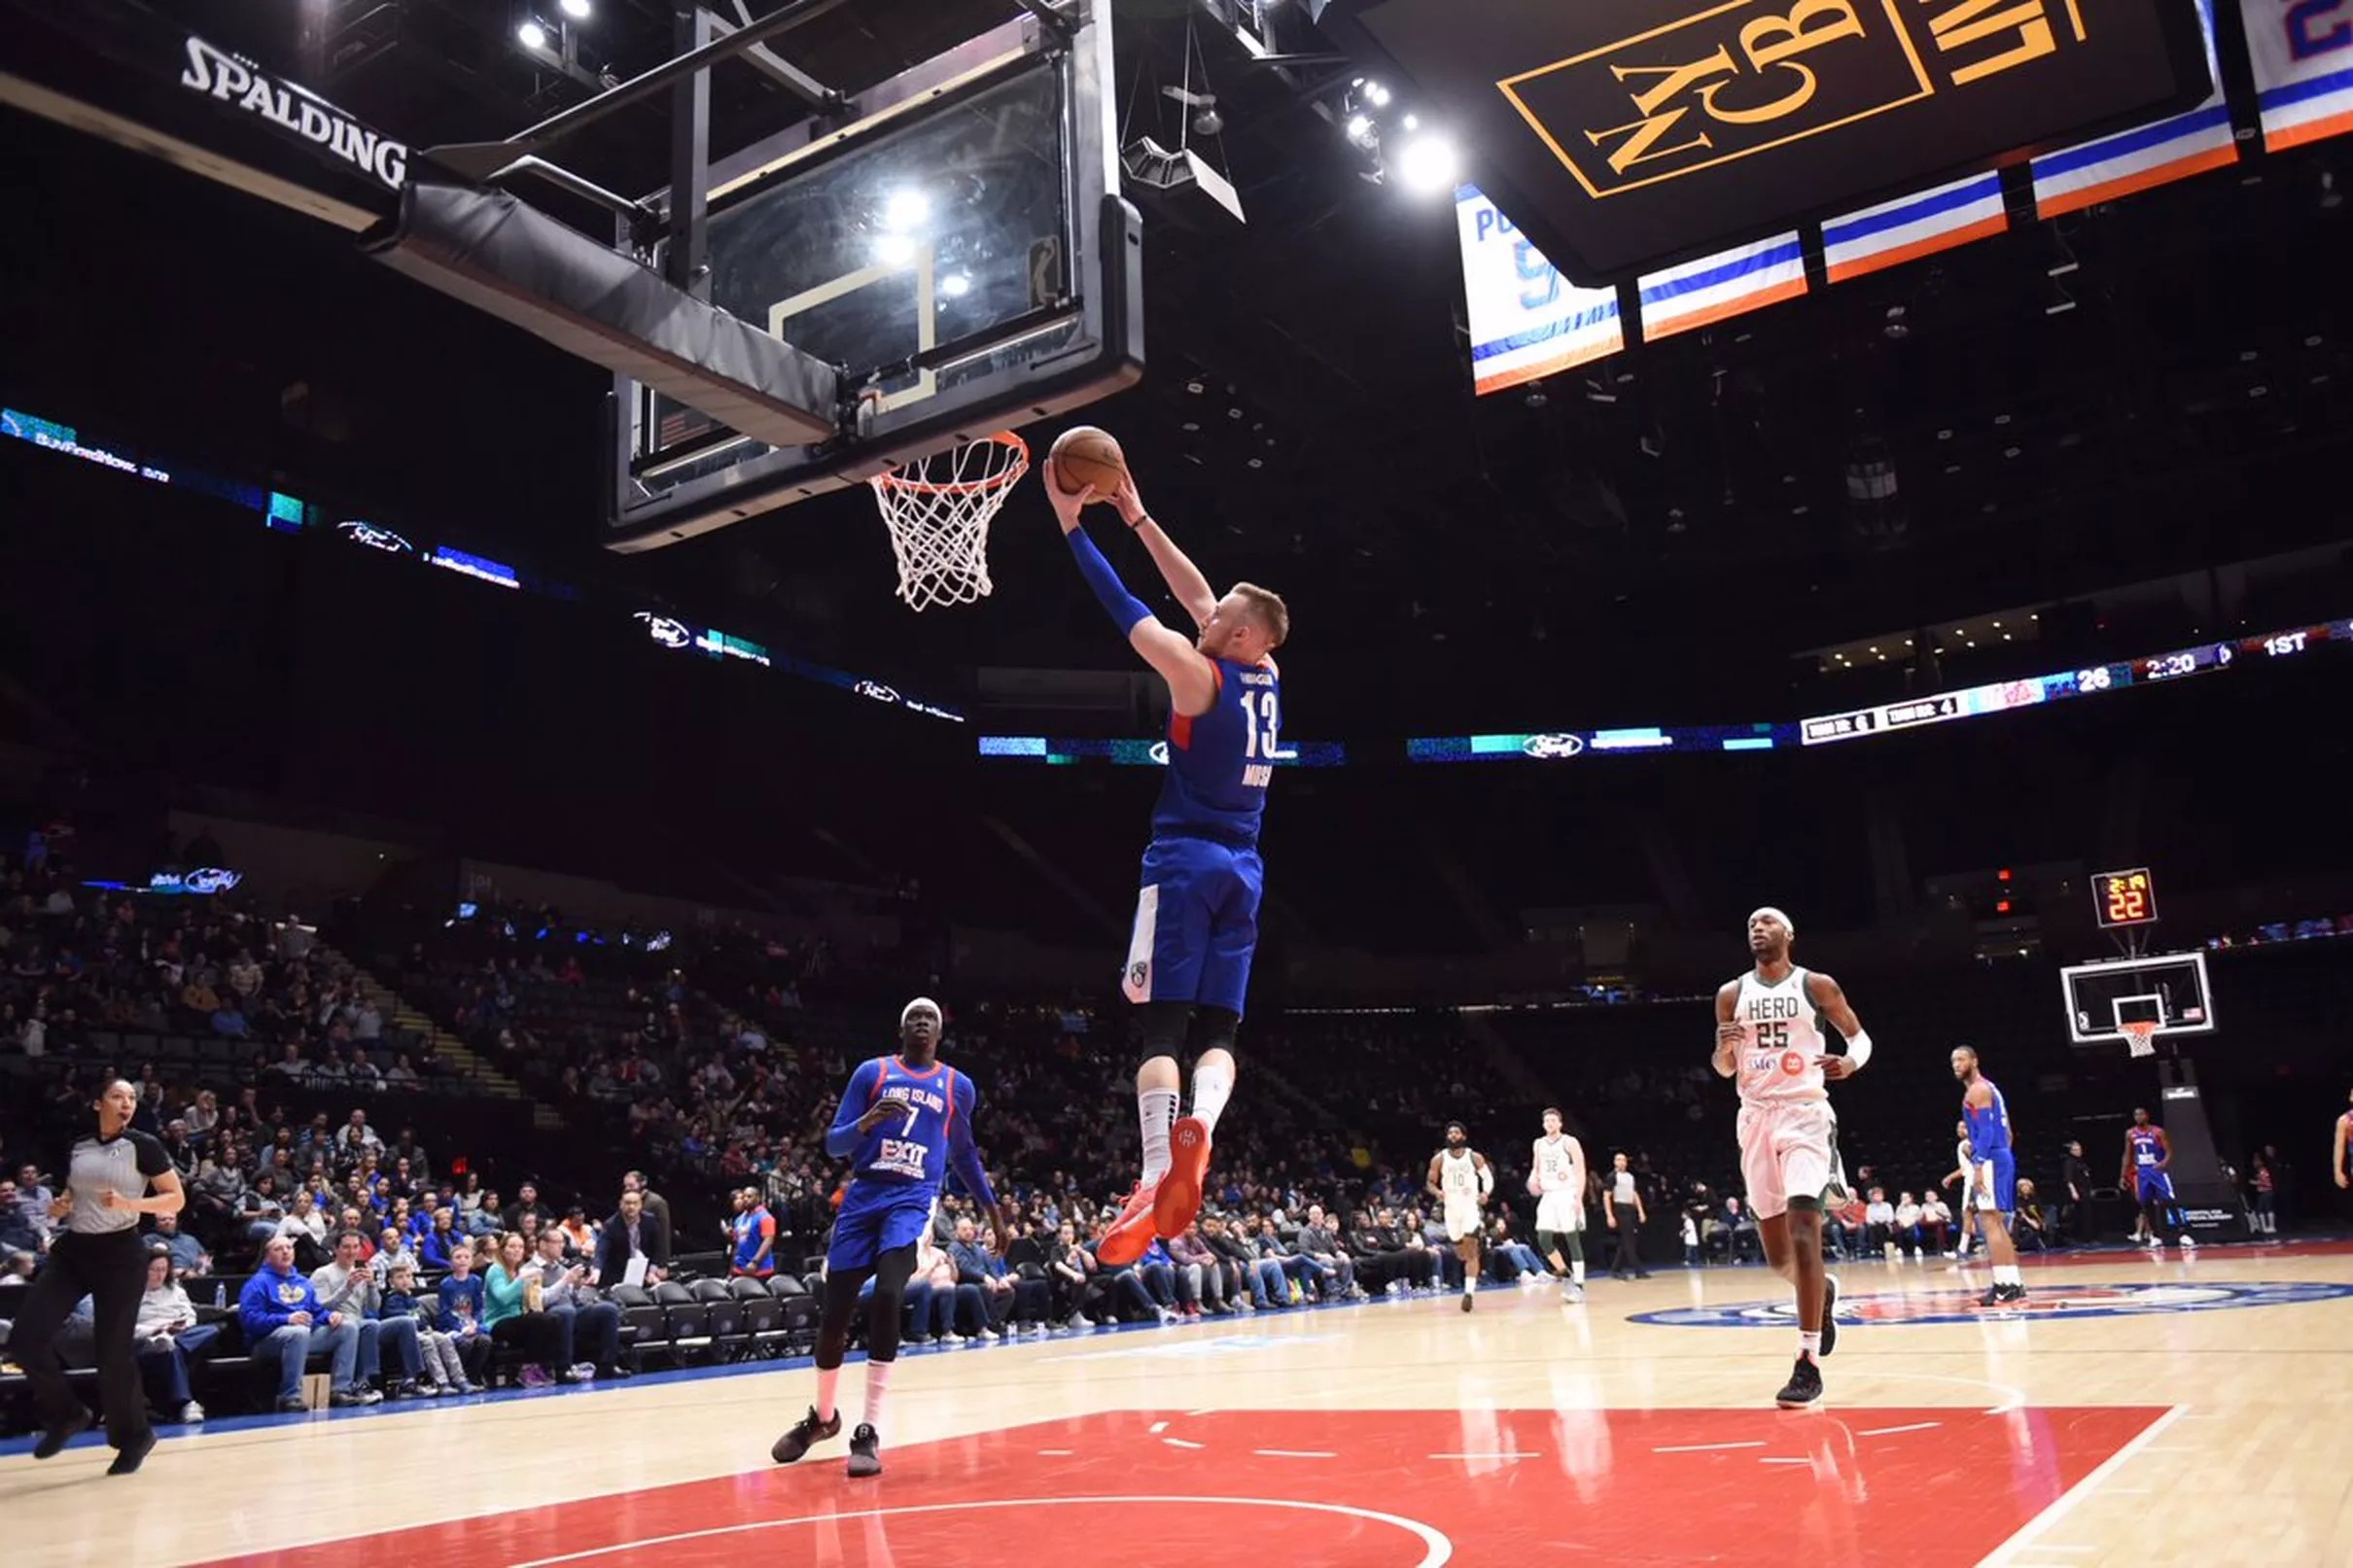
left=1774, top=1355, right=1823, bottom=1410
left=105, top=1430, right=158, bottom=1477
left=32, top=1408, right=91, bottom=1460
left=1819, top=1272, right=1841, bottom=1358
left=1979, top=1281, right=2026, bottom=1307
left=1460, top=1291, right=1475, bottom=1312
left=846, top=1421, right=882, bottom=1479
left=770, top=1405, right=841, bottom=1465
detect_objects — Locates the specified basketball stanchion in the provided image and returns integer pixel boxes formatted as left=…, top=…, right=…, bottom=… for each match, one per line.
left=868, top=432, right=1030, bottom=611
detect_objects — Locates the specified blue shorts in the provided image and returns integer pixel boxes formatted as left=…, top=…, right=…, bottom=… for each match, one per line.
left=827, top=1180, right=934, bottom=1273
left=1122, top=835, right=1263, bottom=1016
left=1973, top=1149, right=2017, bottom=1214
left=2134, top=1170, right=2175, bottom=1203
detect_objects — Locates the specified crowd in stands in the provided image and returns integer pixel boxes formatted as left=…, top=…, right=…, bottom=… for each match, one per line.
left=3, top=849, right=2314, bottom=1437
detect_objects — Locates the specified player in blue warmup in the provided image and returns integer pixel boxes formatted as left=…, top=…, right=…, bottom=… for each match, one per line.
left=1950, top=1047, right=2024, bottom=1306
left=1046, top=454, right=1291, bottom=1266
left=772, top=997, right=1006, bottom=1478
left=2123, top=1106, right=2197, bottom=1252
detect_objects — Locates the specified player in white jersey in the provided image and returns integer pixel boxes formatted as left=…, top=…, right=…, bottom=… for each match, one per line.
left=1712, top=906, right=1874, bottom=1410
left=1528, top=1107, right=1589, bottom=1301
left=1425, top=1122, right=1492, bottom=1312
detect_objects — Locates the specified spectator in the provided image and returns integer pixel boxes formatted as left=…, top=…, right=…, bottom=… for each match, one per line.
left=1865, top=1188, right=1895, bottom=1255
left=509, top=1181, right=553, bottom=1231
left=2057, top=1141, right=2091, bottom=1246
left=432, top=1239, right=494, bottom=1385
left=0, top=1177, right=46, bottom=1257
left=1894, top=1193, right=1924, bottom=1259
left=594, top=1189, right=669, bottom=1286
left=1296, top=1205, right=1363, bottom=1299
left=620, top=1169, right=673, bottom=1236
left=133, top=1248, right=216, bottom=1425
left=524, top=1228, right=628, bottom=1379
left=418, top=1205, right=462, bottom=1270
left=371, top=1226, right=418, bottom=1284
left=949, top=1215, right=1040, bottom=1337
left=2013, top=1180, right=2050, bottom=1253
left=238, top=1235, right=370, bottom=1412
left=1920, top=1192, right=1954, bottom=1257
left=275, top=1190, right=330, bottom=1270
left=151, top=1211, right=208, bottom=1277
left=1165, top=1222, right=1231, bottom=1317
left=1047, top=1219, right=1098, bottom=1329
left=726, top=1186, right=777, bottom=1279
left=557, top=1205, right=599, bottom=1259
left=1483, top=1214, right=1545, bottom=1282
left=483, top=1231, right=578, bottom=1387
left=312, top=1230, right=425, bottom=1398
left=382, top=1262, right=474, bottom=1395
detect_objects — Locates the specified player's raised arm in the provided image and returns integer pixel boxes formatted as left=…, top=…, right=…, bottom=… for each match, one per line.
left=1712, top=980, right=1743, bottom=1078
left=1111, top=474, right=1218, bottom=630
left=1805, top=970, right=1873, bottom=1080
left=1047, top=476, right=1219, bottom=714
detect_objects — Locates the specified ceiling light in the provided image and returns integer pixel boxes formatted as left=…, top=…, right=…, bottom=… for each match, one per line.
left=1396, top=133, right=1459, bottom=193
left=940, top=272, right=971, bottom=298
left=1346, top=115, right=1376, bottom=148
left=559, top=0, right=591, bottom=18
left=882, top=187, right=931, bottom=231
left=1402, top=114, right=1421, bottom=131
left=516, top=17, right=549, bottom=49
left=1365, top=81, right=1392, bottom=107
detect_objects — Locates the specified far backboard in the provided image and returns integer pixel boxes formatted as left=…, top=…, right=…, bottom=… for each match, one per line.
left=606, top=0, right=1141, bottom=552
left=2059, top=951, right=2215, bottom=1047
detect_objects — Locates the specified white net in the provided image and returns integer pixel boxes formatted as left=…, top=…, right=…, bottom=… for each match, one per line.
left=868, top=433, right=1029, bottom=612
left=2121, top=1020, right=2160, bottom=1059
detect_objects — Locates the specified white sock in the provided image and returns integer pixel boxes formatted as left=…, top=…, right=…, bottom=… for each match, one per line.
left=863, top=1359, right=893, bottom=1433
left=1799, top=1331, right=1822, bottom=1363
left=815, top=1365, right=841, bottom=1424
left=1139, top=1087, right=1179, bottom=1184
left=1993, top=1264, right=2021, bottom=1286
left=1463, top=1272, right=1476, bottom=1295
left=1188, top=1058, right=1235, bottom=1134
left=1570, top=1259, right=1586, bottom=1285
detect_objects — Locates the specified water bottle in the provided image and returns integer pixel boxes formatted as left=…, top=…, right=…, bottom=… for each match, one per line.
left=214, top=1281, right=226, bottom=1308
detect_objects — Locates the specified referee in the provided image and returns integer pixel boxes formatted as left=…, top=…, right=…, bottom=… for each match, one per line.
left=15, top=1078, right=184, bottom=1475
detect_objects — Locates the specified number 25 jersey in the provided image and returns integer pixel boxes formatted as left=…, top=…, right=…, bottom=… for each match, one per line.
left=1729, top=966, right=1831, bottom=1107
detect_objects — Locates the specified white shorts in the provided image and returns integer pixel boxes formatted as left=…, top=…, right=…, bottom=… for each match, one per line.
left=1737, top=1099, right=1839, bottom=1221
left=1535, top=1191, right=1585, bottom=1234
left=1444, top=1200, right=1483, bottom=1242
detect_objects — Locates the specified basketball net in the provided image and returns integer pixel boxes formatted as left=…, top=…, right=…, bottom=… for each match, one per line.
left=868, top=432, right=1029, bottom=611
left=2120, top=1019, right=2160, bottom=1060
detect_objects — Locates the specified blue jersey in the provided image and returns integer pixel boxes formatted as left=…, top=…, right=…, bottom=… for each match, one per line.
left=824, top=1054, right=998, bottom=1273
left=827, top=1056, right=977, bottom=1194
left=2127, top=1127, right=2165, bottom=1169
left=1153, top=657, right=1280, bottom=848
left=1962, top=1078, right=2012, bottom=1156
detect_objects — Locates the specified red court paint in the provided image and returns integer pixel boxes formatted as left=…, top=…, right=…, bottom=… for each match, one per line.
left=198, top=1406, right=2163, bottom=1568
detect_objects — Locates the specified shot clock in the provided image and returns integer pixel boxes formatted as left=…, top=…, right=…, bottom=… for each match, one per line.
left=2094, top=867, right=2160, bottom=930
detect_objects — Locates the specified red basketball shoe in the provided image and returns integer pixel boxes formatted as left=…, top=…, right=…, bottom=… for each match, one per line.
left=1097, top=1177, right=1162, bottom=1267
left=1153, top=1117, right=1212, bottom=1239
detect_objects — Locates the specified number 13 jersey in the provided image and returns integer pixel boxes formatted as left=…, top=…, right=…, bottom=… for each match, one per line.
left=1730, top=966, right=1831, bottom=1107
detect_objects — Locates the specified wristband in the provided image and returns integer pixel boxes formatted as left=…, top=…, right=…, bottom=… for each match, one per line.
left=1844, top=1029, right=1873, bottom=1068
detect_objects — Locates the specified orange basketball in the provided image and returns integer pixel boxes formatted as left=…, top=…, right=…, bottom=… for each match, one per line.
left=1048, top=426, right=1127, bottom=502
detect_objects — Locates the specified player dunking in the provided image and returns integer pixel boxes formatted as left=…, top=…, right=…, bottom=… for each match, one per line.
left=1427, top=1123, right=1493, bottom=1311
left=1950, top=1047, right=2024, bottom=1306
left=1046, top=459, right=1291, bottom=1266
left=2123, top=1106, right=2197, bottom=1252
left=1713, top=907, right=1873, bottom=1409
left=1529, top=1107, right=1589, bottom=1301
left=772, top=998, right=1006, bottom=1478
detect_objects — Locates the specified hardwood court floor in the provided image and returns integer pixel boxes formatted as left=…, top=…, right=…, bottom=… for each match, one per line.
left=6, top=1241, right=2349, bottom=1567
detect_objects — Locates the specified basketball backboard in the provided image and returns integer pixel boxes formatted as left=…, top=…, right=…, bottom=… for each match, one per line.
left=2059, top=952, right=2214, bottom=1047
left=608, top=0, right=1143, bottom=552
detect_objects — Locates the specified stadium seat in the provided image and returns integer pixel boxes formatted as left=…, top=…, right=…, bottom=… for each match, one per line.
left=652, top=1280, right=712, bottom=1362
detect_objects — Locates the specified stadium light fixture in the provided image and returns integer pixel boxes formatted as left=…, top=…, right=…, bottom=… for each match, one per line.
left=1397, top=134, right=1460, bottom=192
left=517, top=18, right=549, bottom=50
left=560, top=0, right=592, bottom=17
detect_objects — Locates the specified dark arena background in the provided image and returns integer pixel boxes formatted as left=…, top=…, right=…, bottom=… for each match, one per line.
left=3, top=1, right=2352, bottom=1563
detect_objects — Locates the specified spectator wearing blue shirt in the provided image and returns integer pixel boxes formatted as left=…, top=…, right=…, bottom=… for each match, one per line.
left=433, top=1238, right=493, bottom=1385
left=238, top=1235, right=367, bottom=1412
left=418, top=1206, right=459, bottom=1270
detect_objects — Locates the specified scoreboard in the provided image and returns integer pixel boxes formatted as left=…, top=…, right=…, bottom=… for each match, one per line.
left=2094, top=867, right=2160, bottom=929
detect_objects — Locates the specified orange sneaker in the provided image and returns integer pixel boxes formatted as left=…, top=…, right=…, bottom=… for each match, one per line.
left=1097, top=1177, right=1162, bottom=1267
left=1154, top=1117, right=1212, bottom=1239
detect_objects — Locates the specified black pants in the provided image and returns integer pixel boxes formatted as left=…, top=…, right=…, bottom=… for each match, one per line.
left=14, top=1229, right=152, bottom=1447
left=1609, top=1221, right=1646, bottom=1277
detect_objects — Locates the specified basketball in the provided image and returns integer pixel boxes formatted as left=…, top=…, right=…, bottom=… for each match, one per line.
left=1048, top=426, right=1128, bottom=501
